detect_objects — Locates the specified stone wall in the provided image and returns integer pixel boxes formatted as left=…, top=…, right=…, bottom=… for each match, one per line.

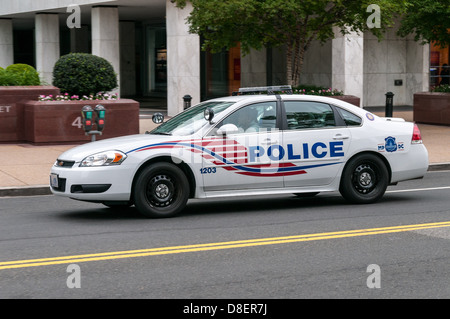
left=0, top=86, right=60, bottom=142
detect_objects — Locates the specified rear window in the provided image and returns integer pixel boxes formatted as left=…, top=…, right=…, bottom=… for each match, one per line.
left=336, top=107, right=362, bottom=126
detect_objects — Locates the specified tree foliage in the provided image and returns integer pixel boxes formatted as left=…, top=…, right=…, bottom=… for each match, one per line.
left=175, top=0, right=407, bottom=86
left=397, top=0, right=450, bottom=48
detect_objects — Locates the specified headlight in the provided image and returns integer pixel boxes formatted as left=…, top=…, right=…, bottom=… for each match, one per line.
left=79, top=151, right=127, bottom=167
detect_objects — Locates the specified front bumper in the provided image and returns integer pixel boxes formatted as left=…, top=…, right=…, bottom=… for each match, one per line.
left=50, top=163, right=134, bottom=202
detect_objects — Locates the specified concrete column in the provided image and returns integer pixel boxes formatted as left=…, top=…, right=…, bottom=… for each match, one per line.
left=35, top=13, right=60, bottom=84
left=405, top=41, right=429, bottom=105
left=0, top=19, right=13, bottom=68
left=332, top=29, right=364, bottom=107
left=91, top=6, right=120, bottom=96
left=166, top=0, right=200, bottom=116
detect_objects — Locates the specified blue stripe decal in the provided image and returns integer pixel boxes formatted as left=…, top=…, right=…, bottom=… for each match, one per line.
left=127, top=141, right=341, bottom=174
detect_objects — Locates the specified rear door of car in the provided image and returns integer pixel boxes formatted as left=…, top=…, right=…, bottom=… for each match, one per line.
left=281, top=100, right=352, bottom=187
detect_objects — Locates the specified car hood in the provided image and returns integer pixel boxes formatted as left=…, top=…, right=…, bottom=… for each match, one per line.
left=57, top=134, right=186, bottom=162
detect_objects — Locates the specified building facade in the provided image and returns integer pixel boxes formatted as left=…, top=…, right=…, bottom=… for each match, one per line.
left=0, top=0, right=445, bottom=116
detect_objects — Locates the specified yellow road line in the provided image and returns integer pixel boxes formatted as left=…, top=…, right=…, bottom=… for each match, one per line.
left=1, top=221, right=450, bottom=270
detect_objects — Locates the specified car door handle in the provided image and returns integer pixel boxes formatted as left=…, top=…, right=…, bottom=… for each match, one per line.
left=333, top=134, right=350, bottom=140
left=261, top=138, right=278, bottom=145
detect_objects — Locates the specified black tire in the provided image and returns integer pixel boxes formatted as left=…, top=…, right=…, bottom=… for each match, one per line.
left=133, top=162, right=189, bottom=218
left=339, top=154, right=389, bottom=204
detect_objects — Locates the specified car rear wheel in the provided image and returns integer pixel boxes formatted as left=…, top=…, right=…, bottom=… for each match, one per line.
left=339, top=154, right=389, bottom=204
left=133, top=162, right=189, bottom=218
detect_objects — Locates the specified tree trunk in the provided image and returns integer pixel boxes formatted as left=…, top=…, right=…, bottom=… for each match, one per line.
left=286, top=42, right=293, bottom=86
left=286, top=40, right=305, bottom=88
left=295, top=45, right=305, bottom=87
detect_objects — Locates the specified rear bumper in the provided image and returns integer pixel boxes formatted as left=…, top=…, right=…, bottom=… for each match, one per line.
left=390, top=144, right=429, bottom=183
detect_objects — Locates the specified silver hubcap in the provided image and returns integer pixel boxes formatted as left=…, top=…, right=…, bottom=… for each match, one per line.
left=155, top=183, right=169, bottom=199
left=359, top=172, right=372, bottom=186
left=352, top=163, right=378, bottom=194
left=147, top=174, right=175, bottom=207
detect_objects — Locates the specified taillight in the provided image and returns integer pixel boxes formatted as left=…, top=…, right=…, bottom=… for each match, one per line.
left=412, top=124, right=422, bottom=144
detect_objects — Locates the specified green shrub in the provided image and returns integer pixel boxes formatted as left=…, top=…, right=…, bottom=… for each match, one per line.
left=432, top=84, right=450, bottom=93
left=0, top=68, right=14, bottom=86
left=0, top=63, right=41, bottom=86
left=52, top=53, right=117, bottom=96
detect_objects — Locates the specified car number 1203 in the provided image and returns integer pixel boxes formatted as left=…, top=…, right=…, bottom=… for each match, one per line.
left=200, top=167, right=217, bottom=174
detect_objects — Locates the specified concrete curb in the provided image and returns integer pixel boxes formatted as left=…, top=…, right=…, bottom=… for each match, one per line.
left=1, top=163, right=449, bottom=198
left=428, top=162, right=450, bottom=172
left=0, top=185, right=52, bottom=197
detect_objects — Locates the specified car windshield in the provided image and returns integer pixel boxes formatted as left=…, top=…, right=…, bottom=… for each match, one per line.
left=150, top=101, right=235, bottom=136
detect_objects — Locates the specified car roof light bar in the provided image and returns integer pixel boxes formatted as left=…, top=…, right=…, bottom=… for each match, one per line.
left=233, top=85, right=293, bottom=95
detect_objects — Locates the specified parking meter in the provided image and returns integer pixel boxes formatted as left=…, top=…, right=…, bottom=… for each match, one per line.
left=81, top=105, right=94, bottom=132
left=95, top=104, right=106, bottom=131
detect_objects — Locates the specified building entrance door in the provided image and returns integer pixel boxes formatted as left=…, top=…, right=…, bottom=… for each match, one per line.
left=142, top=25, right=167, bottom=97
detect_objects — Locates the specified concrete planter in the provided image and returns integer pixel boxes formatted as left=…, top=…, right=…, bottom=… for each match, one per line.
left=291, top=95, right=360, bottom=107
left=0, top=86, right=60, bottom=142
left=23, top=99, right=140, bottom=144
left=329, top=95, right=361, bottom=107
left=413, top=92, right=450, bottom=126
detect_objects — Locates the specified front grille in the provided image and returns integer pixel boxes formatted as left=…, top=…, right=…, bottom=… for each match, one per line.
left=70, top=184, right=111, bottom=194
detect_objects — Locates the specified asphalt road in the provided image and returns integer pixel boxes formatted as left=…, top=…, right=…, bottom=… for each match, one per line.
left=1, top=170, right=450, bottom=303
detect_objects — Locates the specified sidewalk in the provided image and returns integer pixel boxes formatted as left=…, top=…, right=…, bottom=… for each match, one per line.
left=1, top=108, right=449, bottom=197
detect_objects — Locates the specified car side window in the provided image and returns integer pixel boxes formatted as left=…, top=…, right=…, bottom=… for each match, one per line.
left=284, top=101, right=335, bottom=130
left=336, top=107, right=362, bottom=126
left=220, top=102, right=277, bottom=134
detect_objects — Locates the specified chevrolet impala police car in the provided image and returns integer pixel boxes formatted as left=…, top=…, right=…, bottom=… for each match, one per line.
left=50, top=86, right=429, bottom=218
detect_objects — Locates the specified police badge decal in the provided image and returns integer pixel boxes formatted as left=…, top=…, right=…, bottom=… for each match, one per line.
left=385, top=136, right=398, bottom=152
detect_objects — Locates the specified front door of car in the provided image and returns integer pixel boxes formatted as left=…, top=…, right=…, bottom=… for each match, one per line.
left=281, top=100, right=351, bottom=187
left=201, top=101, right=284, bottom=192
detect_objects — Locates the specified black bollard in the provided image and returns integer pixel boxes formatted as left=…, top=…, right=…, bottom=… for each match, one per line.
left=183, top=94, right=192, bottom=109
left=385, top=92, right=394, bottom=117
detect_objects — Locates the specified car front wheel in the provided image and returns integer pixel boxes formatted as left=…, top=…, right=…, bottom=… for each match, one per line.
left=339, top=154, right=389, bottom=204
left=133, top=162, right=189, bottom=218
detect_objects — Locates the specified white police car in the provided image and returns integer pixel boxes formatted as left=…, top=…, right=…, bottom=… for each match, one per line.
left=50, top=86, right=429, bottom=218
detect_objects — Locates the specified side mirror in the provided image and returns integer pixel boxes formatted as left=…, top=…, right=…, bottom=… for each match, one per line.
left=152, top=112, right=164, bottom=124
left=204, top=107, right=214, bottom=123
left=216, top=123, right=239, bottom=136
